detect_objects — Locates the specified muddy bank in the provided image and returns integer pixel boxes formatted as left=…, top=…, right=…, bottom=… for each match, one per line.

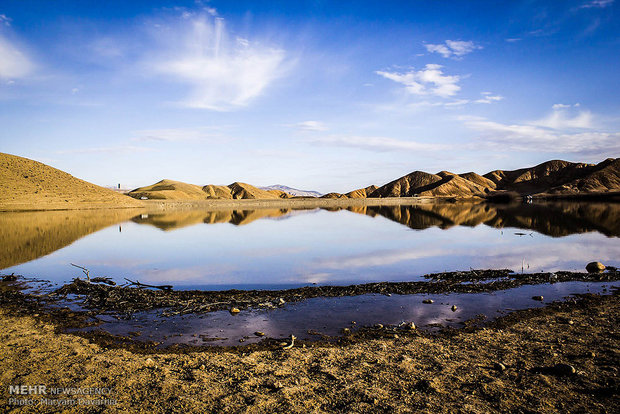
left=0, top=286, right=618, bottom=412
left=53, top=269, right=619, bottom=316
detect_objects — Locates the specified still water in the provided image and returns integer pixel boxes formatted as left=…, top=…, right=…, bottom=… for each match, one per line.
left=2, top=201, right=618, bottom=345
left=1, top=202, right=618, bottom=288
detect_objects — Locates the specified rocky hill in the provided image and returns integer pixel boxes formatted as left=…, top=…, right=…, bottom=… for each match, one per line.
left=340, top=158, right=620, bottom=200
left=128, top=180, right=289, bottom=200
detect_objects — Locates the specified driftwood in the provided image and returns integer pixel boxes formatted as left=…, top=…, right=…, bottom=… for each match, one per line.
left=70, top=263, right=91, bottom=282
left=124, top=278, right=173, bottom=291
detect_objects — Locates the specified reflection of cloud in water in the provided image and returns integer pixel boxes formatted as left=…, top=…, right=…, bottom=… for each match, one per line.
left=241, top=246, right=308, bottom=258
left=136, top=264, right=237, bottom=283
left=317, top=248, right=446, bottom=269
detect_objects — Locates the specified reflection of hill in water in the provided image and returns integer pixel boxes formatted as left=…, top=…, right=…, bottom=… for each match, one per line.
left=358, top=202, right=620, bottom=237
left=0, top=209, right=142, bottom=270
left=132, top=208, right=304, bottom=231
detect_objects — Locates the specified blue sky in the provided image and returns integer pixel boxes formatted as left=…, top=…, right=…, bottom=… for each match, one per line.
left=0, top=0, right=619, bottom=192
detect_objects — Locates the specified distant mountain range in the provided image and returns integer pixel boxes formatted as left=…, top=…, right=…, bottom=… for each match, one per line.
left=259, top=185, right=323, bottom=197
left=2, top=151, right=619, bottom=209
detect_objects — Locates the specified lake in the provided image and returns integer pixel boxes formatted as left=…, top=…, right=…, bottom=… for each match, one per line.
left=1, top=201, right=618, bottom=345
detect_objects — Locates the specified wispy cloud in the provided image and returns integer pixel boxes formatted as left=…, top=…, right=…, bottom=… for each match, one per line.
left=291, top=120, right=328, bottom=132
left=148, top=13, right=289, bottom=111
left=56, top=145, right=154, bottom=155
left=474, top=92, right=504, bottom=104
left=579, top=0, right=614, bottom=8
left=530, top=103, right=593, bottom=129
left=0, top=34, right=34, bottom=79
left=0, top=14, right=11, bottom=27
left=376, top=64, right=461, bottom=98
left=307, top=135, right=447, bottom=152
left=131, top=127, right=226, bottom=142
left=460, top=107, right=620, bottom=154
left=424, top=40, right=482, bottom=59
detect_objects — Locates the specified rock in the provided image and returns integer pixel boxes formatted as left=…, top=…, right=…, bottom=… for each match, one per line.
left=553, top=363, right=576, bottom=375
left=532, top=295, right=544, bottom=301
left=586, top=262, right=605, bottom=273
left=375, top=324, right=384, bottom=329
left=144, top=358, right=155, bottom=367
left=494, top=362, right=506, bottom=372
left=2, top=274, right=17, bottom=282
left=239, top=338, right=245, bottom=343
left=406, top=322, right=416, bottom=330
left=199, top=364, right=205, bottom=370
left=451, top=305, right=457, bottom=312
left=422, top=299, right=434, bottom=304
left=342, top=327, right=351, bottom=334
left=254, top=331, right=265, bottom=337
left=230, top=307, right=240, bottom=314
left=587, top=352, right=596, bottom=358
left=278, top=298, right=286, bottom=305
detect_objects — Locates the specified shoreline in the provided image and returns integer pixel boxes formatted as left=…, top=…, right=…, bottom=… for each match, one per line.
left=0, top=284, right=617, bottom=412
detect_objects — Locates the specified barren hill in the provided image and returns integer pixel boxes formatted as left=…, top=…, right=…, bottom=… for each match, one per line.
left=346, top=185, right=378, bottom=198
left=0, top=152, right=143, bottom=211
left=128, top=180, right=289, bottom=200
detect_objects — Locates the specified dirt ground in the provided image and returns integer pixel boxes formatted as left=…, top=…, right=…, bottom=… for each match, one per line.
left=0, top=289, right=617, bottom=413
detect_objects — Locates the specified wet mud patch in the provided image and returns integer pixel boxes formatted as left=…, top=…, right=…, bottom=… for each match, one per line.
left=1, top=269, right=618, bottom=353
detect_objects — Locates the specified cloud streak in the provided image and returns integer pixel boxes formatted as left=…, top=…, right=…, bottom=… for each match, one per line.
left=307, top=135, right=447, bottom=152
left=424, top=40, right=482, bottom=59
left=0, top=34, right=34, bottom=79
left=148, top=13, right=289, bottom=111
left=376, top=64, right=461, bottom=98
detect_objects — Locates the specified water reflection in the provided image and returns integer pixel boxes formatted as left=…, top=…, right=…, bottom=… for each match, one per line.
left=1, top=202, right=619, bottom=288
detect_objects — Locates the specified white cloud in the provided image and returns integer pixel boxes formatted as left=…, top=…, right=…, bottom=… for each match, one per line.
left=307, top=135, right=447, bottom=152
left=474, top=92, right=503, bottom=104
left=293, top=121, right=328, bottom=132
left=132, top=127, right=223, bottom=142
left=0, top=14, right=11, bottom=27
left=149, top=14, right=289, bottom=111
left=376, top=64, right=461, bottom=98
left=424, top=40, right=482, bottom=58
left=461, top=113, right=620, bottom=154
left=531, top=105, right=594, bottom=129
left=56, top=145, right=154, bottom=155
left=0, top=35, right=34, bottom=79
left=579, top=0, right=614, bottom=8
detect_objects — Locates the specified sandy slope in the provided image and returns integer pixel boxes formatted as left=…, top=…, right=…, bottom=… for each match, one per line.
left=0, top=153, right=143, bottom=211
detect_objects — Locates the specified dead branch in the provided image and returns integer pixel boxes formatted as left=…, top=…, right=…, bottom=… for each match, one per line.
left=124, top=278, right=173, bottom=291
left=70, top=263, right=90, bottom=282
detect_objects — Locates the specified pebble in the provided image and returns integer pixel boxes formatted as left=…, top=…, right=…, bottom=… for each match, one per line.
left=494, top=362, right=506, bottom=372
left=451, top=305, right=457, bottom=312
left=254, top=331, right=265, bottom=337
left=375, top=324, right=384, bottom=329
left=230, top=307, right=240, bottom=314
left=553, top=363, right=576, bottom=376
left=342, top=327, right=351, bottom=334
left=587, top=352, right=596, bottom=358
left=586, top=261, right=605, bottom=273
left=199, top=364, right=205, bottom=370
left=532, top=295, right=544, bottom=301
left=406, top=322, right=416, bottom=330
left=144, top=358, right=155, bottom=367
left=278, top=298, right=286, bottom=305
left=423, top=299, right=434, bottom=304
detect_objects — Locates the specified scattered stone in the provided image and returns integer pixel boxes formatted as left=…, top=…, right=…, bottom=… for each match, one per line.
left=587, top=352, right=596, bottom=358
left=451, top=305, right=457, bottom=312
left=342, top=327, right=351, bottom=334
left=2, top=274, right=17, bottom=282
left=375, top=324, right=384, bottom=329
left=239, top=338, right=245, bottom=343
left=199, top=364, right=205, bottom=370
left=254, top=331, right=265, bottom=337
left=553, top=363, right=576, bottom=376
left=422, top=299, right=434, bottom=304
left=230, top=307, right=240, bottom=314
left=144, top=358, right=155, bottom=367
left=494, top=362, right=506, bottom=372
left=532, top=296, right=544, bottom=301
left=586, top=262, right=606, bottom=273
left=406, top=322, right=416, bottom=330
left=393, top=334, right=399, bottom=339
left=278, top=298, right=286, bottom=305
